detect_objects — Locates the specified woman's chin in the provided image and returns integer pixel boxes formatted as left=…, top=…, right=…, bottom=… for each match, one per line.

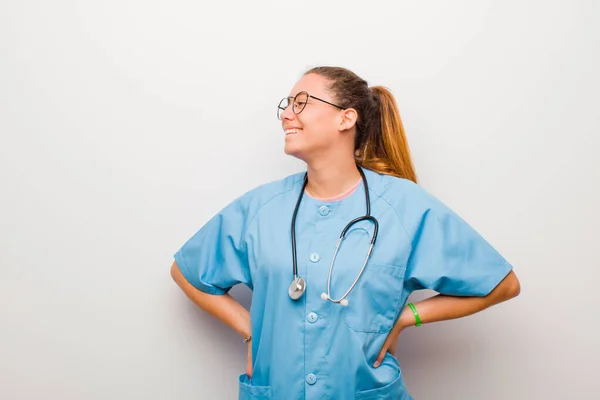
left=284, top=140, right=300, bottom=155
left=283, top=144, right=307, bottom=160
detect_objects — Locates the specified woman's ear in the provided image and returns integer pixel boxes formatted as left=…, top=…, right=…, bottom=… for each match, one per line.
left=338, top=108, right=358, bottom=132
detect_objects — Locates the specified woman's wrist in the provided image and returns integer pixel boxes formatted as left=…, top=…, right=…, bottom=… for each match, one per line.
left=399, top=303, right=420, bottom=328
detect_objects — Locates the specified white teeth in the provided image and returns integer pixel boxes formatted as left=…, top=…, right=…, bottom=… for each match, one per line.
left=285, top=128, right=302, bottom=135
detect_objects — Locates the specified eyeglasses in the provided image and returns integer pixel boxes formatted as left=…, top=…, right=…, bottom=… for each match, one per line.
left=277, top=91, right=345, bottom=120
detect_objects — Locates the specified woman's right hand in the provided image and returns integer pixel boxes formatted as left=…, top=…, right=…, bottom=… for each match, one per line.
left=171, top=261, right=254, bottom=377
left=246, top=341, right=253, bottom=379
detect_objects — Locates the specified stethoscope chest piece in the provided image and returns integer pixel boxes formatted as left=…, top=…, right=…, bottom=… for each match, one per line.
left=288, top=276, right=306, bottom=300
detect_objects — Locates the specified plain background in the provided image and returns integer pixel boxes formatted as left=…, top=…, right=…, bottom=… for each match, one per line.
left=1, top=1, right=599, bottom=399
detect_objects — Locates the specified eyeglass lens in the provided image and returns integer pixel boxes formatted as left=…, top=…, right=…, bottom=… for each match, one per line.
left=278, top=92, right=308, bottom=119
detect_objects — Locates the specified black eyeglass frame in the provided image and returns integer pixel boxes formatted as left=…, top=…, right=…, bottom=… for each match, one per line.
left=277, top=91, right=345, bottom=120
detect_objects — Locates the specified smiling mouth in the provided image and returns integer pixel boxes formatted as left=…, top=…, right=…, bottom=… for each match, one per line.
left=285, top=128, right=303, bottom=135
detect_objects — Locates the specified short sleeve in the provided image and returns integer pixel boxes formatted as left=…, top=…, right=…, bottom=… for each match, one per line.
left=403, top=189, right=513, bottom=297
left=174, top=195, right=253, bottom=295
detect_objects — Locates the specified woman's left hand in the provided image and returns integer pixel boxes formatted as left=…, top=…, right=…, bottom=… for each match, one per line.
left=373, top=311, right=408, bottom=368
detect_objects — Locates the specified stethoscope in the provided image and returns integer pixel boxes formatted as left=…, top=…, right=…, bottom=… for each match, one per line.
left=288, top=166, right=379, bottom=306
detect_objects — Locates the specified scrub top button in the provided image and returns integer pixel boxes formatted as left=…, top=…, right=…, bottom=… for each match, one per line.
left=306, top=373, right=317, bottom=385
left=309, top=253, right=320, bottom=262
left=307, top=312, right=318, bottom=323
left=318, top=205, right=330, bottom=216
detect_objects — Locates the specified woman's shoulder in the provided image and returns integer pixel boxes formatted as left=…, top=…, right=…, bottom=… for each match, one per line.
left=366, top=169, right=430, bottom=203
left=367, top=169, right=447, bottom=220
left=225, top=171, right=305, bottom=214
left=245, top=171, right=304, bottom=200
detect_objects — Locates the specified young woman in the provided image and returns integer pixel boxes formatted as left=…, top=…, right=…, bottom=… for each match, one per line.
left=171, top=66, right=521, bottom=399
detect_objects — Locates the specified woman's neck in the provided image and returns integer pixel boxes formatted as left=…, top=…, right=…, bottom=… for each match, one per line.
left=305, top=159, right=362, bottom=199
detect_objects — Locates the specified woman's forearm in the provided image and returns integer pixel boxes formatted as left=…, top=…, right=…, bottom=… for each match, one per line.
left=398, top=270, right=520, bottom=329
left=171, top=261, right=251, bottom=339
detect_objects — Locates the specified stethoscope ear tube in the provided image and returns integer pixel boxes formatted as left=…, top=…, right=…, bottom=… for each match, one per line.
left=340, top=215, right=378, bottom=245
left=290, top=174, right=308, bottom=279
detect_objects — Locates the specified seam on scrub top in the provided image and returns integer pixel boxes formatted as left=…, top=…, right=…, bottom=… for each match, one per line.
left=228, top=174, right=303, bottom=292
left=367, top=188, right=413, bottom=255
left=358, top=173, right=416, bottom=304
left=174, top=250, right=226, bottom=295
left=367, top=185, right=422, bottom=296
left=242, top=175, right=305, bottom=246
left=481, top=259, right=513, bottom=296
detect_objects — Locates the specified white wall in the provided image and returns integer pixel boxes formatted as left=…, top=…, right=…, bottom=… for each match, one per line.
left=1, top=1, right=598, bottom=399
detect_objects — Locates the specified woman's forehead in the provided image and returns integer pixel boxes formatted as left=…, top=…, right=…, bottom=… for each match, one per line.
left=288, top=73, right=332, bottom=98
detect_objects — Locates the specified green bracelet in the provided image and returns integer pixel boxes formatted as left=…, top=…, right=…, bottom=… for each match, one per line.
left=407, top=303, right=422, bottom=327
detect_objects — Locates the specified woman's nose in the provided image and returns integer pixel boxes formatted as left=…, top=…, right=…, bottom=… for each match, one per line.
left=280, top=103, right=296, bottom=121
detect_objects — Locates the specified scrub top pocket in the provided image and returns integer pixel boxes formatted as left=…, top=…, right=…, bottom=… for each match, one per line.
left=238, top=373, right=272, bottom=400
left=355, top=369, right=411, bottom=400
left=343, top=262, right=406, bottom=333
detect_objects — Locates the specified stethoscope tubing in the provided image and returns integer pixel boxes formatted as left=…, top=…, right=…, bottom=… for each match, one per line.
left=290, top=166, right=378, bottom=303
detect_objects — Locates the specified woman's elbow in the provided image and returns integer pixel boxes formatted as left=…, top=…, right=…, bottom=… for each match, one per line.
left=170, top=260, right=186, bottom=288
left=508, top=271, right=521, bottom=298
left=500, top=270, right=521, bottom=300
left=488, top=270, right=521, bottom=303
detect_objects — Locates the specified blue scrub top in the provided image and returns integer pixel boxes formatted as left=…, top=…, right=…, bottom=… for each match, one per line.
left=174, top=167, right=513, bottom=400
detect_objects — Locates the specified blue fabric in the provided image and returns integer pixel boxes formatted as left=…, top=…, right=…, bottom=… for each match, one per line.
left=174, top=167, right=513, bottom=399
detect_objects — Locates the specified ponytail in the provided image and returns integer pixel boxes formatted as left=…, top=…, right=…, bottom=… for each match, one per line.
left=356, top=86, right=418, bottom=183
